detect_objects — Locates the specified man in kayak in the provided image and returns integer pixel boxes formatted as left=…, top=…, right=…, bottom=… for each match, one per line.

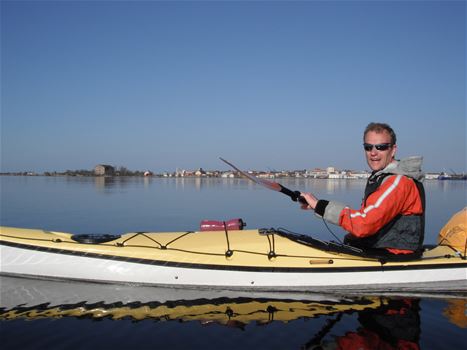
left=300, top=122, right=425, bottom=256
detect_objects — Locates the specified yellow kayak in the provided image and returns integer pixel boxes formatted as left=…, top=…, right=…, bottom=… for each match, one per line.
left=1, top=223, right=465, bottom=292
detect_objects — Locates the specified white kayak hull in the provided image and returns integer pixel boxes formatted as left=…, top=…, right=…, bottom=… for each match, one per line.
left=2, top=243, right=465, bottom=292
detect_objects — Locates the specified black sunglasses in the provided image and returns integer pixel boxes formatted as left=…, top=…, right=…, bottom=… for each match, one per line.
left=363, top=143, right=392, bottom=152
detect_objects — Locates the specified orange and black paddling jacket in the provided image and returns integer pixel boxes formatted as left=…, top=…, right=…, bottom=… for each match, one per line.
left=314, top=156, right=425, bottom=254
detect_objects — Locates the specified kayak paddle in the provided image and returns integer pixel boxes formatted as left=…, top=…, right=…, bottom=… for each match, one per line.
left=219, top=157, right=308, bottom=205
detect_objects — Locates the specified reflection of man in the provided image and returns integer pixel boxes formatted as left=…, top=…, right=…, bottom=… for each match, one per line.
left=309, top=299, right=421, bottom=350
left=301, top=123, right=425, bottom=256
left=336, top=299, right=421, bottom=350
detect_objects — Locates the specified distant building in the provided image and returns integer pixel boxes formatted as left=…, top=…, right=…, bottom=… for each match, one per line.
left=347, top=171, right=370, bottom=179
left=425, top=173, right=440, bottom=180
left=221, top=171, right=235, bottom=178
left=194, top=168, right=206, bottom=177
left=94, top=164, right=115, bottom=176
left=328, top=172, right=341, bottom=179
left=306, top=168, right=328, bottom=179
left=175, top=168, right=186, bottom=177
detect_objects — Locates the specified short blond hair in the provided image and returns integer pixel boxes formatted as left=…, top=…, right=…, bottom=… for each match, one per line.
left=364, top=122, right=397, bottom=145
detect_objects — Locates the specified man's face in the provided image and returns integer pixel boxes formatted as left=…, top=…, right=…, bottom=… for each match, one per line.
left=364, top=130, right=397, bottom=171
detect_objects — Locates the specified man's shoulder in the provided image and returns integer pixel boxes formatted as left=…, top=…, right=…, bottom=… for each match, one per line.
left=387, top=156, right=424, bottom=180
left=381, top=173, right=418, bottom=188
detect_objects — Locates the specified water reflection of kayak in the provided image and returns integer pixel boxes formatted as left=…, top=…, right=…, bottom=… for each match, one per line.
left=0, top=276, right=383, bottom=324
left=2, top=275, right=464, bottom=349
left=1, top=214, right=466, bottom=292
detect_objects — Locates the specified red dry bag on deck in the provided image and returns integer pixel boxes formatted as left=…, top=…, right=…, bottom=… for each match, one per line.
left=200, top=218, right=246, bottom=231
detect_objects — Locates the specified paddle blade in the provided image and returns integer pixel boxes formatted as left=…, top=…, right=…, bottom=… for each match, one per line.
left=219, top=157, right=306, bottom=204
left=219, top=157, right=281, bottom=192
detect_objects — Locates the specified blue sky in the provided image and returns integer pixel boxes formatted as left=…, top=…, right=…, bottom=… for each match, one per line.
left=1, top=0, right=465, bottom=173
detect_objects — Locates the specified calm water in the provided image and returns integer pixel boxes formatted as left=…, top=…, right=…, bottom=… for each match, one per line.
left=1, top=176, right=466, bottom=349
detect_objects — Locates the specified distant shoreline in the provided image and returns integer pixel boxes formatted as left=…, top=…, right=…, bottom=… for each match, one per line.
left=1, top=173, right=465, bottom=181
left=2, top=164, right=465, bottom=181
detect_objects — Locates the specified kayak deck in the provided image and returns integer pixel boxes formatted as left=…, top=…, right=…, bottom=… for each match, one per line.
left=1, top=226, right=466, bottom=290
left=0, top=226, right=464, bottom=269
